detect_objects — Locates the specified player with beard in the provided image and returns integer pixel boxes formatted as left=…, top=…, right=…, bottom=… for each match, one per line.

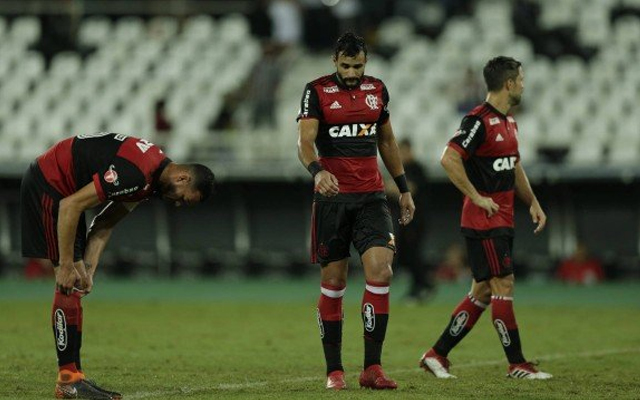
left=419, top=56, right=552, bottom=380
left=297, top=32, right=415, bottom=390
left=21, top=132, right=215, bottom=399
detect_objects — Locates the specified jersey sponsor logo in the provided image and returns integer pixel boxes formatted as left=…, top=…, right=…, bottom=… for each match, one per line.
left=323, top=85, right=339, bottom=93
left=363, top=303, right=375, bottom=332
left=496, top=133, right=504, bottom=142
left=104, top=164, right=119, bottom=186
left=316, top=308, right=325, bottom=339
left=330, top=101, right=342, bottom=109
left=109, top=185, right=139, bottom=198
left=328, top=123, right=377, bottom=138
left=493, top=156, right=517, bottom=171
left=365, top=94, right=379, bottom=110
left=489, top=117, right=500, bottom=125
left=461, top=120, right=481, bottom=148
left=360, top=83, right=375, bottom=91
left=507, top=116, right=515, bottom=123
left=493, top=319, right=511, bottom=346
left=54, top=309, right=67, bottom=351
left=302, top=89, right=311, bottom=117
left=449, top=311, right=469, bottom=336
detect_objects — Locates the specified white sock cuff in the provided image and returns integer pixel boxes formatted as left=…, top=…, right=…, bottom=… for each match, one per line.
left=365, top=284, right=389, bottom=295
left=321, top=286, right=346, bottom=298
left=467, top=293, right=489, bottom=309
left=491, top=295, right=514, bottom=302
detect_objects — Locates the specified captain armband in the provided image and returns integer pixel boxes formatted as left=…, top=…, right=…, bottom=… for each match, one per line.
left=394, top=174, right=410, bottom=193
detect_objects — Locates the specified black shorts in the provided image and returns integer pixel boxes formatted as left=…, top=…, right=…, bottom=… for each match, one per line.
left=311, top=199, right=395, bottom=265
left=465, top=236, right=514, bottom=282
left=21, top=162, right=86, bottom=263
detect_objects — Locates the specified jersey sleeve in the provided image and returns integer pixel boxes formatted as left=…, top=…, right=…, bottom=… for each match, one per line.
left=92, top=157, right=147, bottom=202
left=377, top=84, right=390, bottom=124
left=448, top=115, right=486, bottom=159
left=296, top=83, right=322, bottom=121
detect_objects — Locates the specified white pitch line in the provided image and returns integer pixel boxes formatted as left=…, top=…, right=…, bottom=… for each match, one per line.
left=128, top=347, right=640, bottom=399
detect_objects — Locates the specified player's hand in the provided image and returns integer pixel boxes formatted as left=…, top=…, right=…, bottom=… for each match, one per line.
left=472, top=195, right=500, bottom=217
left=530, top=200, right=547, bottom=234
left=398, top=192, right=415, bottom=226
left=56, top=261, right=80, bottom=295
left=79, top=261, right=94, bottom=295
left=315, top=170, right=339, bottom=197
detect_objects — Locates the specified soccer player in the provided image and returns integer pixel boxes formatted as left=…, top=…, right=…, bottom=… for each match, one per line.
left=21, top=132, right=215, bottom=399
left=419, top=56, right=552, bottom=380
left=297, top=32, right=415, bottom=390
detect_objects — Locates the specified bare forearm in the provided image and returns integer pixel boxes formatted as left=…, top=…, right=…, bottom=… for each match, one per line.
left=84, top=229, right=113, bottom=271
left=515, top=163, right=537, bottom=206
left=378, top=138, right=404, bottom=178
left=298, top=140, right=318, bottom=168
left=441, top=152, right=481, bottom=201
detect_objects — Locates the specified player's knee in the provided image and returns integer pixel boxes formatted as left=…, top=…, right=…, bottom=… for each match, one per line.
left=489, top=275, right=514, bottom=296
left=322, top=276, right=347, bottom=288
left=370, top=262, right=393, bottom=283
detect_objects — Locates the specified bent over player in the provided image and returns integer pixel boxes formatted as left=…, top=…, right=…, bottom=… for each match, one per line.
left=297, top=32, right=415, bottom=390
left=419, top=57, right=552, bottom=380
left=21, top=132, right=215, bottom=399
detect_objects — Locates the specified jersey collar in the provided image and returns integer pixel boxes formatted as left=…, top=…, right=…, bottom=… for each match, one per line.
left=483, top=101, right=508, bottom=119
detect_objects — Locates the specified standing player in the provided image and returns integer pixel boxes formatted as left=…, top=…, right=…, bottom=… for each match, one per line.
left=21, top=132, right=215, bottom=399
left=418, top=56, right=552, bottom=380
left=297, top=32, right=415, bottom=390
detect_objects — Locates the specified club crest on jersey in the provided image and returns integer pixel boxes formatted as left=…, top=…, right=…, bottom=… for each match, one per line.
left=365, top=94, right=379, bottom=110
left=54, top=309, right=67, bottom=351
left=363, top=303, right=375, bottom=332
left=316, top=308, right=325, bottom=339
left=493, top=156, right=517, bottom=171
left=104, top=164, right=120, bottom=186
left=324, top=85, right=339, bottom=93
left=360, top=83, right=375, bottom=91
left=449, top=311, right=469, bottom=336
left=494, top=319, right=511, bottom=346
left=329, top=124, right=377, bottom=138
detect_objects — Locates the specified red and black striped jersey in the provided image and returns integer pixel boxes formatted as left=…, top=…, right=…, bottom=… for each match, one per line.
left=447, top=102, right=521, bottom=238
left=37, top=132, right=171, bottom=203
left=297, top=73, right=390, bottom=202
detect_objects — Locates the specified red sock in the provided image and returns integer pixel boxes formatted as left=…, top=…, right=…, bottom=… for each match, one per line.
left=318, top=283, right=345, bottom=374
left=491, top=295, right=526, bottom=364
left=362, top=281, right=389, bottom=368
left=52, top=290, right=81, bottom=371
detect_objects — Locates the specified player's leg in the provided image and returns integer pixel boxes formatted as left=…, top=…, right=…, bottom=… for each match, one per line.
left=420, top=238, right=492, bottom=378
left=354, top=200, right=397, bottom=389
left=487, top=237, right=552, bottom=380
left=311, top=201, right=351, bottom=389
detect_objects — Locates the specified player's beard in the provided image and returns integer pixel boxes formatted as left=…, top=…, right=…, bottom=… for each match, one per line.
left=510, top=93, right=522, bottom=106
left=337, top=72, right=361, bottom=88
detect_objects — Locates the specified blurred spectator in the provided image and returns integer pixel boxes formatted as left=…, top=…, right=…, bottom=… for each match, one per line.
left=24, top=258, right=53, bottom=279
left=454, top=66, right=485, bottom=114
left=268, top=0, right=303, bottom=47
left=249, top=0, right=273, bottom=40
left=331, top=0, right=363, bottom=34
left=387, top=138, right=433, bottom=302
left=435, top=242, right=469, bottom=282
left=32, top=0, right=87, bottom=65
left=556, top=242, right=605, bottom=285
left=248, top=42, right=284, bottom=129
left=154, top=99, right=173, bottom=148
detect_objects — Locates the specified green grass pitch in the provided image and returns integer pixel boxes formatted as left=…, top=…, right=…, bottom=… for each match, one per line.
left=0, top=278, right=638, bottom=399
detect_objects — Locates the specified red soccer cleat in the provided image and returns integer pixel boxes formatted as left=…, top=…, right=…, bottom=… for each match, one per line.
left=326, top=370, right=347, bottom=390
left=359, top=365, right=397, bottom=390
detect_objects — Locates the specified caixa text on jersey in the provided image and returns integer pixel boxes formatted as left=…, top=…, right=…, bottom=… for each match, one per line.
left=328, top=124, right=377, bottom=138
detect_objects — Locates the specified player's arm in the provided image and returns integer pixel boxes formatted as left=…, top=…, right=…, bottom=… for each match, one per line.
left=83, top=201, right=138, bottom=283
left=377, top=120, right=415, bottom=225
left=57, top=182, right=102, bottom=294
left=441, top=146, right=499, bottom=217
left=514, top=161, right=546, bottom=234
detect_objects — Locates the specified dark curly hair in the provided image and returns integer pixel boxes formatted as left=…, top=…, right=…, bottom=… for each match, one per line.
left=334, top=32, right=367, bottom=59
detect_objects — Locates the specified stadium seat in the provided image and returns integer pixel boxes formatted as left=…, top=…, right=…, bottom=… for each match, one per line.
left=9, top=16, right=41, bottom=46
left=78, top=16, right=112, bottom=46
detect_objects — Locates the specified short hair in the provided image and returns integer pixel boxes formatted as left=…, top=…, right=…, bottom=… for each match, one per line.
left=483, top=56, right=522, bottom=92
left=334, top=32, right=367, bottom=59
left=189, top=163, right=215, bottom=201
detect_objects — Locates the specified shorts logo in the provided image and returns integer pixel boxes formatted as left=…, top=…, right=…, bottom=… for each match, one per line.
left=324, top=85, right=339, bottom=93
left=318, top=243, right=329, bottom=259
left=363, top=303, right=375, bottom=332
left=103, top=164, right=119, bottom=186
left=365, top=94, right=379, bottom=110
left=54, top=309, right=67, bottom=351
left=494, top=319, right=511, bottom=346
left=316, top=308, right=325, bottom=339
left=388, top=232, right=396, bottom=249
left=360, top=83, right=375, bottom=91
left=503, top=255, right=511, bottom=267
left=449, top=311, right=469, bottom=336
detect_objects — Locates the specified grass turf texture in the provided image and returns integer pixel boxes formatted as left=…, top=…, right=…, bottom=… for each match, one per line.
left=0, top=278, right=638, bottom=399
